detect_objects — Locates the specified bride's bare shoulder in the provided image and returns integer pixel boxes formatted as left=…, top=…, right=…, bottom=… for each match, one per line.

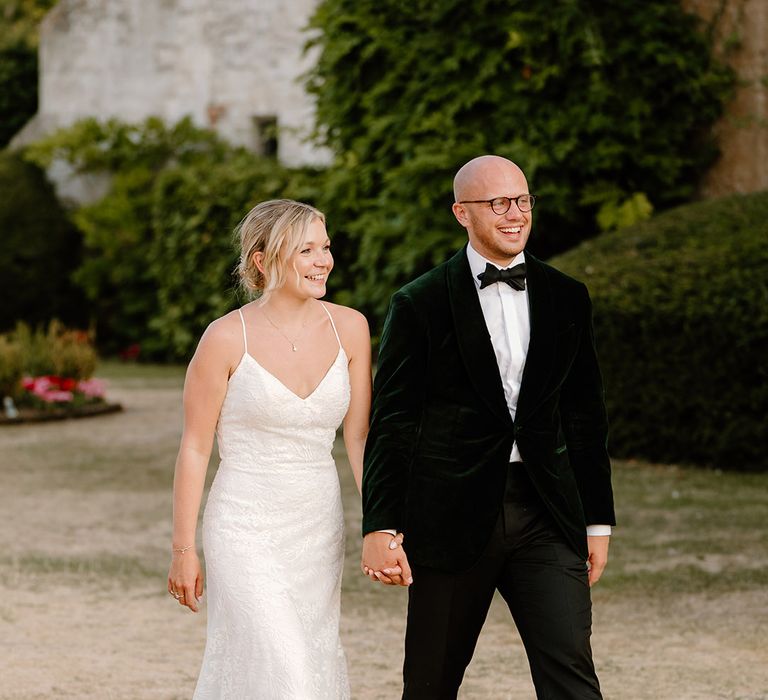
left=192, top=310, right=245, bottom=367
left=323, top=302, right=370, bottom=349
left=323, top=302, right=368, bottom=331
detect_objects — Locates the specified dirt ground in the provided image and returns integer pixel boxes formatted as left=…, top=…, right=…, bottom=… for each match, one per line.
left=1, top=369, right=766, bottom=699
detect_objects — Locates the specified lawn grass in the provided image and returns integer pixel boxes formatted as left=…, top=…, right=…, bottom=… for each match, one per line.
left=603, top=460, right=768, bottom=595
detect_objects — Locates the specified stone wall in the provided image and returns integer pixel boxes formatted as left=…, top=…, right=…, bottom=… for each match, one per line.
left=13, top=0, right=328, bottom=167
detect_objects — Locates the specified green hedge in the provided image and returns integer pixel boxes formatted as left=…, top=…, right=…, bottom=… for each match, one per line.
left=553, top=192, right=768, bottom=471
left=0, top=151, right=85, bottom=331
left=24, top=118, right=324, bottom=360
left=306, top=0, right=733, bottom=323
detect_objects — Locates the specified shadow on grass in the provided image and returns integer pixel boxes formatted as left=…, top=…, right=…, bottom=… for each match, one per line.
left=0, top=553, right=164, bottom=583
left=600, top=564, right=767, bottom=596
left=97, top=360, right=187, bottom=387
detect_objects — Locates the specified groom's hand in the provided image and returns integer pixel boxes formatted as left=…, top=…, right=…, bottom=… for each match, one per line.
left=586, top=535, right=610, bottom=587
left=361, top=532, right=412, bottom=586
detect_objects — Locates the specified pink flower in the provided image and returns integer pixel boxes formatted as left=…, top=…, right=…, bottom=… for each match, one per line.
left=76, top=378, right=107, bottom=399
left=21, top=375, right=107, bottom=404
left=31, top=377, right=53, bottom=397
left=42, top=390, right=74, bottom=403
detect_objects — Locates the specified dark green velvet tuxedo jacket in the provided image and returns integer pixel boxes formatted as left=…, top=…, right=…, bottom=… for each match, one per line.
left=362, top=246, right=616, bottom=570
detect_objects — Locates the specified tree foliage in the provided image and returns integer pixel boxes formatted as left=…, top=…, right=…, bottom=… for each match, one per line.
left=0, top=0, right=58, bottom=146
left=554, top=192, right=768, bottom=471
left=306, top=0, right=734, bottom=323
left=25, top=117, right=323, bottom=360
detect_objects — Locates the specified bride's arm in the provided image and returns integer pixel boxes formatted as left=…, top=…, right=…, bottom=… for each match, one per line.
left=168, top=318, right=238, bottom=611
left=340, top=308, right=372, bottom=494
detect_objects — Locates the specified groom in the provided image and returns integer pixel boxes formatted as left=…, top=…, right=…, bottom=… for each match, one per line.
left=361, top=155, right=616, bottom=699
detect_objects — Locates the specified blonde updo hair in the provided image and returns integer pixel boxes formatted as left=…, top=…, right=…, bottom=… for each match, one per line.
left=235, top=199, right=325, bottom=302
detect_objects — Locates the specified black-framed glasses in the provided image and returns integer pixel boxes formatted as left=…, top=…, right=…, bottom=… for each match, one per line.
left=458, top=194, right=537, bottom=214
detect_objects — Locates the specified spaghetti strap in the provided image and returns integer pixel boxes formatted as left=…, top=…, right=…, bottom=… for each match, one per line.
left=320, top=303, right=342, bottom=351
left=237, top=308, right=248, bottom=355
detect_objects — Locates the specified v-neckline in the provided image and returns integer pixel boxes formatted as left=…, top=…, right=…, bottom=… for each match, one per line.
left=234, top=349, right=344, bottom=401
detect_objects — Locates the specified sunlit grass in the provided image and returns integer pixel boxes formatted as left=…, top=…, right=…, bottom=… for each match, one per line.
left=598, top=460, right=768, bottom=596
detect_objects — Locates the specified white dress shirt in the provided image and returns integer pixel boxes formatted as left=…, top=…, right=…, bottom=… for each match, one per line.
left=466, top=243, right=529, bottom=463
left=467, top=243, right=611, bottom=537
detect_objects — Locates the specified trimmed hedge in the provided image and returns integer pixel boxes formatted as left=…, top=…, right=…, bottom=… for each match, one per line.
left=306, top=0, right=733, bottom=323
left=0, top=151, right=85, bottom=331
left=552, top=192, right=768, bottom=472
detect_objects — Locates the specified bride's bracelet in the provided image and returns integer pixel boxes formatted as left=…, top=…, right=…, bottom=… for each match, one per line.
left=172, top=544, right=195, bottom=555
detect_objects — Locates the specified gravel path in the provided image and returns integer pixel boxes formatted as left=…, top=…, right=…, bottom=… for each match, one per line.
left=1, top=371, right=766, bottom=699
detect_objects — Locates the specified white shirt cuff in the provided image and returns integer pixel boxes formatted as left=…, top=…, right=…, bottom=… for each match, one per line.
left=586, top=524, right=612, bottom=536
left=379, top=526, right=611, bottom=536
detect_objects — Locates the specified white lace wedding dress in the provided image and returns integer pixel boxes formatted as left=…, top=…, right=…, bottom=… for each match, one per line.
left=193, top=304, right=351, bottom=699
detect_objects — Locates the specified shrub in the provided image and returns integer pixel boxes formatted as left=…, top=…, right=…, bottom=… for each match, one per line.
left=24, top=118, right=230, bottom=356
left=25, top=117, right=322, bottom=360
left=552, top=192, right=768, bottom=472
left=12, top=320, right=98, bottom=379
left=0, top=335, right=23, bottom=397
left=146, top=152, right=323, bottom=359
left=50, top=328, right=98, bottom=380
left=0, top=151, right=86, bottom=331
left=11, top=320, right=54, bottom=376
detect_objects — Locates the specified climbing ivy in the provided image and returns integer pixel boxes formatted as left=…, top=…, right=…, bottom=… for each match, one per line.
left=306, top=0, right=734, bottom=323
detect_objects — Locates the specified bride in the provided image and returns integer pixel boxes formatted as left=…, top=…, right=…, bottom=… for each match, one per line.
left=166, top=199, right=397, bottom=698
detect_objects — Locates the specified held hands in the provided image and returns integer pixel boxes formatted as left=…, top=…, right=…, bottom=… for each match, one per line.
left=586, top=535, right=610, bottom=587
left=361, top=531, right=412, bottom=586
left=167, top=547, right=204, bottom=612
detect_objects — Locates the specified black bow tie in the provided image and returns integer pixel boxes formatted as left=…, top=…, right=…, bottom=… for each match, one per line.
left=477, top=262, right=527, bottom=291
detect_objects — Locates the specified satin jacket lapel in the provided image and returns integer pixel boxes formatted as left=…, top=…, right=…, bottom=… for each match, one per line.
left=516, top=254, right=556, bottom=422
left=446, top=247, right=512, bottom=426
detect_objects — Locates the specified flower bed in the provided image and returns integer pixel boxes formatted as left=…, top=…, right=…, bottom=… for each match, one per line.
left=1, top=374, right=122, bottom=425
left=1, top=322, right=122, bottom=425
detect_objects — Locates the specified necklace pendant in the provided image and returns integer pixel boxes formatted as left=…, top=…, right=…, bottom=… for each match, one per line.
left=291, top=343, right=298, bottom=352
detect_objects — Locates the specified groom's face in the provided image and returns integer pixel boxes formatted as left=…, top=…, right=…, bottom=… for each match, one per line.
left=452, top=162, right=532, bottom=266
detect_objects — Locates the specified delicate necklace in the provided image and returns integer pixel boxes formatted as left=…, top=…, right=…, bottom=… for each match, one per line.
left=261, top=307, right=308, bottom=352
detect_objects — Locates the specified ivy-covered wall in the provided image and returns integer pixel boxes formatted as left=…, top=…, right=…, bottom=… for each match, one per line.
left=305, top=0, right=734, bottom=324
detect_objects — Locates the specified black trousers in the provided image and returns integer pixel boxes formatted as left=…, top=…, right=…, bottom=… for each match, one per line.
left=402, top=463, right=602, bottom=700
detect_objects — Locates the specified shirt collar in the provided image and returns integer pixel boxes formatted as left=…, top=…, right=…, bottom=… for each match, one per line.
left=466, top=242, right=526, bottom=289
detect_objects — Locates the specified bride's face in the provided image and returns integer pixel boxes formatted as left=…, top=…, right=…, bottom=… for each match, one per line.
left=286, top=218, right=333, bottom=299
